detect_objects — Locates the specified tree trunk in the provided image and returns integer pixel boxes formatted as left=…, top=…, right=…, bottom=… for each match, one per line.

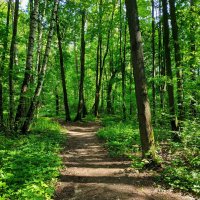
left=36, top=0, right=46, bottom=75
left=8, top=0, right=19, bottom=128
left=120, top=0, right=126, bottom=120
left=74, top=10, right=87, bottom=121
left=169, top=0, right=184, bottom=121
left=125, top=0, right=156, bottom=160
left=151, top=0, right=156, bottom=117
left=158, top=0, right=165, bottom=110
left=94, top=1, right=115, bottom=116
left=56, top=9, right=71, bottom=121
left=107, top=70, right=116, bottom=114
left=0, top=0, right=11, bottom=128
left=129, top=63, right=134, bottom=115
left=55, top=86, right=59, bottom=116
left=15, top=0, right=39, bottom=125
left=162, top=0, right=180, bottom=141
left=21, top=0, right=59, bottom=133
left=189, top=0, right=196, bottom=116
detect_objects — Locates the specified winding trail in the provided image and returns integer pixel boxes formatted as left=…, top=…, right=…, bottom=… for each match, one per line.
left=54, top=121, right=194, bottom=200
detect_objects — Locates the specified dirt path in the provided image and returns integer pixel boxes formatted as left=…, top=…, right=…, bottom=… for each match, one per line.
left=54, top=122, right=195, bottom=200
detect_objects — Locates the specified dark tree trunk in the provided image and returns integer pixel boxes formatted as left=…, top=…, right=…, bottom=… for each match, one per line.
left=125, top=0, right=156, bottom=160
left=169, top=0, right=184, bottom=121
left=120, top=0, right=126, bottom=120
left=21, top=0, right=59, bottom=133
left=15, top=0, right=39, bottom=125
left=107, top=70, right=117, bottom=114
left=129, top=63, right=134, bottom=115
left=162, top=0, right=180, bottom=141
left=94, top=1, right=115, bottom=116
left=151, top=0, right=156, bottom=117
left=0, top=0, right=11, bottom=128
left=55, top=86, right=59, bottom=116
left=158, top=0, right=165, bottom=110
left=94, top=36, right=101, bottom=116
left=74, top=10, right=87, bottom=121
left=8, top=0, right=19, bottom=128
left=189, top=0, right=196, bottom=116
left=56, top=9, right=71, bottom=121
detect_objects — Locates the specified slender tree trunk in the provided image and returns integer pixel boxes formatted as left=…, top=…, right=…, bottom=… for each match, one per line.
left=8, top=0, right=19, bottom=128
left=189, top=0, right=196, bottom=116
left=158, top=0, right=165, bottom=110
left=107, top=71, right=117, bottom=114
left=151, top=0, right=156, bottom=117
left=94, top=1, right=115, bottom=116
left=21, top=0, right=59, bottom=133
left=0, top=0, right=11, bottom=128
left=125, top=0, right=156, bottom=160
left=55, top=86, right=59, bottom=116
left=94, top=0, right=103, bottom=117
left=162, top=0, right=180, bottom=141
left=74, top=10, right=87, bottom=121
left=36, top=0, right=46, bottom=75
left=169, top=0, right=184, bottom=121
left=129, top=63, right=134, bottom=115
left=94, top=37, right=101, bottom=116
left=15, top=0, right=39, bottom=125
left=120, top=0, right=126, bottom=120
left=56, top=9, right=71, bottom=121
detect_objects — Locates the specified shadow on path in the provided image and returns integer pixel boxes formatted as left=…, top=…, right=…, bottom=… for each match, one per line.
left=54, top=121, right=194, bottom=200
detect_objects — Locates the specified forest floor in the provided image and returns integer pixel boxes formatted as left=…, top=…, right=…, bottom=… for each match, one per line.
left=54, top=121, right=195, bottom=200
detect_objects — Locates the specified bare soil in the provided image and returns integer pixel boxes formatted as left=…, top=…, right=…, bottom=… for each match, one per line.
left=54, top=121, right=195, bottom=200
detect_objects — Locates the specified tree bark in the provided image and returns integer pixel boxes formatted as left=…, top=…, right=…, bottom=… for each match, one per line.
left=189, top=0, right=196, bottom=116
left=94, top=1, right=115, bottom=116
left=36, top=0, right=46, bottom=75
left=21, top=0, right=59, bottom=133
left=169, top=0, right=184, bottom=121
left=8, top=0, right=19, bottom=128
left=151, top=0, right=156, bottom=117
left=0, top=0, right=11, bottom=128
left=74, top=10, right=87, bottom=121
left=158, top=0, right=165, bottom=110
left=162, top=0, right=180, bottom=141
left=56, top=9, right=71, bottom=121
left=55, top=86, right=59, bottom=116
left=120, top=0, right=126, bottom=120
left=107, top=70, right=117, bottom=114
left=125, top=0, right=156, bottom=160
left=15, top=0, right=39, bottom=125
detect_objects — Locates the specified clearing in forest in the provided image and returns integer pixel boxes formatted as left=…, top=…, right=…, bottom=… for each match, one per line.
left=54, top=122, right=194, bottom=200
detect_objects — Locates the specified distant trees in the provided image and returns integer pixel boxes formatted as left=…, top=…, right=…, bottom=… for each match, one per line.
left=0, top=0, right=199, bottom=162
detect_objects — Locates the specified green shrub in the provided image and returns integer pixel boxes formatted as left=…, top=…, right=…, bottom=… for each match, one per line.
left=97, top=119, right=139, bottom=157
left=160, top=119, right=200, bottom=195
left=0, top=118, right=65, bottom=199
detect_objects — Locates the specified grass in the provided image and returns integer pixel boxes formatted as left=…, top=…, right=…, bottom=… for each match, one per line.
left=0, top=117, right=65, bottom=200
left=96, top=115, right=200, bottom=196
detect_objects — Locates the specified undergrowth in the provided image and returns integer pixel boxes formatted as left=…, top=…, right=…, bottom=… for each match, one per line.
left=97, top=115, right=140, bottom=157
left=0, top=118, right=65, bottom=200
left=97, top=115, right=200, bottom=196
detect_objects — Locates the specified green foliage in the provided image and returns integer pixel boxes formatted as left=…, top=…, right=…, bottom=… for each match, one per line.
left=160, top=119, right=200, bottom=195
left=97, top=116, right=140, bottom=157
left=0, top=118, right=65, bottom=199
left=97, top=116, right=200, bottom=196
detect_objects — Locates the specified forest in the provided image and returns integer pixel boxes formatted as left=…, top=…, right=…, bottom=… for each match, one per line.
left=0, top=0, right=199, bottom=199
